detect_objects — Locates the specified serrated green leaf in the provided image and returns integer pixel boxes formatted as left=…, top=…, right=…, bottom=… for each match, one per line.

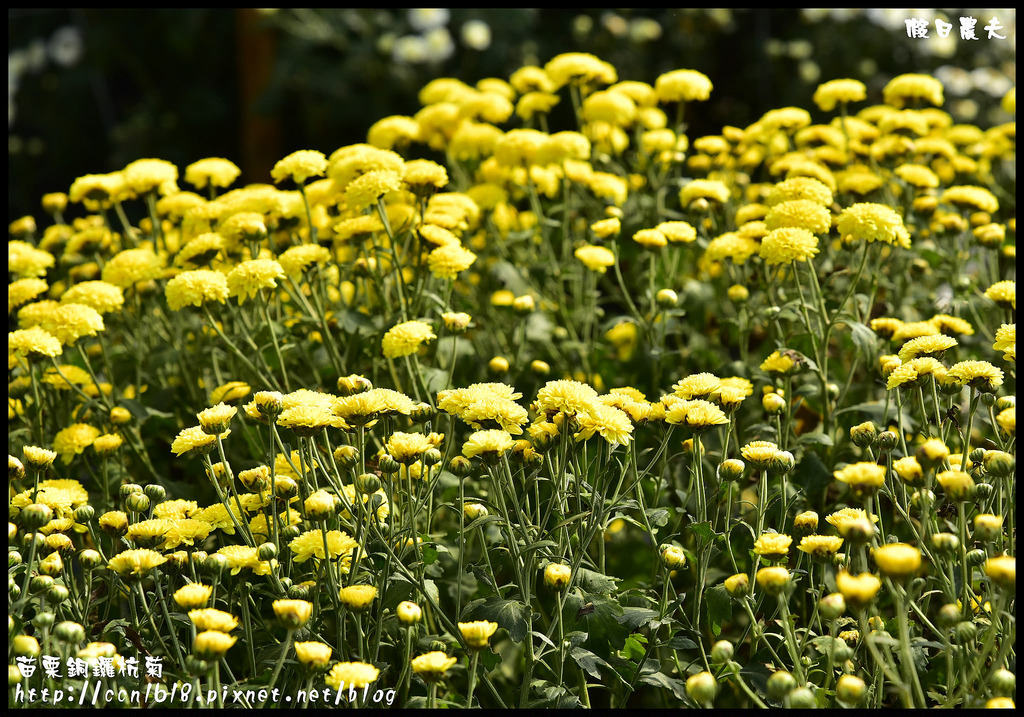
left=638, top=670, right=688, bottom=700
left=570, top=646, right=611, bottom=679
left=464, top=596, right=532, bottom=643
left=617, top=607, right=659, bottom=632
left=705, top=583, right=733, bottom=637
left=621, top=635, right=647, bottom=661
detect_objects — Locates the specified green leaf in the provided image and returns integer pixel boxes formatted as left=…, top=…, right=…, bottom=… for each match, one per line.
left=567, top=594, right=628, bottom=658
left=848, top=320, right=878, bottom=357
left=666, top=634, right=698, bottom=650
left=617, top=607, right=659, bottom=632
left=638, top=670, right=688, bottom=700
left=797, top=432, right=834, bottom=447
left=686, top=521, right=714, bottom=542
left=420, top=544, right=438, bottom=566
left=705, top=584, right=733, bottom=637
left=576, top=567, right=619, bottom=594
left=644, top=507, right=670, bottom=529
left=419, top=367, right=450, bottom=394
left=621, top=635, right=647, bottom=661
left=570, top=646, right=611, bottom=680
left=463, top=596, right=532, bottom=643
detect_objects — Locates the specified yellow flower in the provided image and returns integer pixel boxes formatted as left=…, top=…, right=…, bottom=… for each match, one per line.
left=941, top=185, right=999, bottom=214
left=427, top=242, right=477, bottom=280
left=326, top=661, right=379, bottom=689
left=665, top=399, right=729, bottom=430
left=764, top=200, right=831, bottom=235
left=574, top=244, right=616, bottom=273
left=226, top=259, right=285, bottom=303
left=740, top=440, right=779, bottom=470
left=107, top=549, right=167, bottom=579
left=410, top=651, right=458, bottom=680
left=289, top=529, right=359, bottom=567
left=836, top=570, right=881, bottom=609
left=813, top=79, right=867, bottom=111
left=184, top=157, right=240, bottom=189
left=165, top=269, right=229, bottom=311
left=633, top=228, right=667, bottom=249
left=294, top=641, right=333, bottom=670
left=463, top=429, right=515, bottom=459
left=945, top=360, right=1003, bottom=392
left=101, top=247, right=165, bottom=288
left=679, top=179, right=729, bottom=206
left=59, top=281, right=124, bottom=316
left=984, top=555, right=1015, bottom=590
left=834, top=462, right=886, bottom=497
left=992, top=324, right=1015, bottom=362
left=936, top=469, right=974, bottom=501
left=755, top=566, right=791, bottom=595
left=882, top=73, right=944, bottom=108
left=336, top=585, right=376, bottom=613
left=40, top=303, right=104, bottom=346
left=872, top=543, right=922, bottom=579
left=656, top=221, right=697, bottom=243
left=753, top=533, right=793, bottom=561
left=382, top=320, right=436, bottom=359
left=9, top=326, right=63, bottom=360
left=272, top=150, right=327, bottom=185
left=544, top=52, right=617, bottom=89
left=344, top=169, right=404, bottom=210
left=798, top=535, right=844, bottom=559
left=654, top=69, right=713, bottom=103
left=836, top=203, right=910, bottom=246
left=367, top=115, right=421, bottom=151
left=273, top=599, right=313, bottom=629
left=458, top=620, right=499, bottom=649
left=9, top=277, right=49, bottom=313
left=760, top=350, right=797, bottom=375
left=759, top=227, right=819, bottom=265
left=892, top=456, right=924, bottom=484
left=193, top=630, right=236, bottom=659
left=984, top=280, right=1015, bottom=310
left=188, top=608, right=239, bottom=633
left=536, top=379, right=599, bottom=417
left=544, top=563, right=572, bottom=589
left=173, top=583, right=213, bottom=610
left=575, top=402, right=634, bottom=445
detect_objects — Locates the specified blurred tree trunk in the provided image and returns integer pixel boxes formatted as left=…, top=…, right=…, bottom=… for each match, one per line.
left=236, top=9, right=280, bottom=184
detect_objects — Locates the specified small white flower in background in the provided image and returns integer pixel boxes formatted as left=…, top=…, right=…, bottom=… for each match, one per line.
left=423, top=26, right=454, bottom=63
left=48, top=26, right=84, bottom=68
left=460, top=20, right=491, bottom=51
left=407, top=8, right=449, bottom=33
left=392, top=35, right=429, bottom=65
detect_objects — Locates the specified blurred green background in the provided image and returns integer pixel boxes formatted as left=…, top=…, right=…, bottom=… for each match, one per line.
left=8, top=8, right=1016, bottom=222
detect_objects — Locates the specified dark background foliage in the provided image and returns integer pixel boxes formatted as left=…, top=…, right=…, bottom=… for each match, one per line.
left=8, top=8, right=1015, bottom=222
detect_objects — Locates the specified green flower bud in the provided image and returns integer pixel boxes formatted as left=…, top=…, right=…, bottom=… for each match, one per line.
left=8, top=551, right=22, bottom=568
left=355, top=472, right=381, bottom=495
left=288, top=584, right=310, bottom=600
left=74, top=505, right=95, bottom=523
left=835, top=675, right=866, bottom=706
left=53, top=620, right=85, bottom=644
left=125, top=492, right=150, bottom=514
left=144, top=484, right=166, bottom=502
left=30, top=575, right=54, bottom=594
left=937, top=603, right=961, bottom=628
left=717, top=458, right=745, bottom=481
left=850, top=421, right=877, bottom=448
left=767, top=670, right=797, bottom=701
left=449, top=456, right=473, bottom=477
left=973, top=482, right=994, bottom=499
left=875, top=430, right=898, bottom=451
left=819, top=592, right=846, bottom=620
left=378, top=454, right=400, bottom=474
left=205, top=554, right=229, bottom=576
left=186, top=655, right=212, bottom=676
left=21, top=503, right=53, bottom=531
left=966, top=549, right=987, bottom=566
left=12, top=635, right=40, bottom=658
left=930, top=532, right=959, bottom=554
left=333, top=445, right=358, bottom=469
left=768, top=450, right=795, bottom=476
left=710, top=640, right=734, bottom=664
left=954, top=620, right=977, bottom=643
left=990, top=668, right=1015, bottom=697
left=281, top=524, right=301, bottom=542
left=685, top=671, right=717, bottom=705
left=786, top=686, right=816, bottom=709
left=258, top=542, right=278, bottom=562
left=422, top=447, right=442, bottom=466
left=46, top=585, right=70, bottom=604
left=33, top=611, right=55, bottom=630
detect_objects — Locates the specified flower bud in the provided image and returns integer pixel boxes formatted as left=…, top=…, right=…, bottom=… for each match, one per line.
left=333, top=445, right=358, bottom=469
left=763, top=392, right=787, bottom=415
left=257, top=542, right=278, bottom=562
left=710, top=640, right=733, bottom=664
left=954, top=620, right=977, bottom=643
left=464, top=503, right=489, bottom=522
left=544, top=563, right=572, bottom=590
left=33, top=611, right=55, bottom=630
left=488, top=356, right=510, bottom=374
left=724, top=573, right=749, bottom=598
left=875, top=430, right=898, bottom=451
left=990, top=668, right=1015, bottom=697
left=378, top=454, right=400, bottom=474
left=850, top=421, right=877, bottom=448
left=39, top=551, right=63, bottom=577
left=930, top=532, right=959, bottom=554
left=786, top=687, right=816, bottom=709
left=966, top=549, right=987, bottom=566
left=766, top=670, right=797, bottom=701
left=12, top=635, right=40, bottom=658
left=836, top=674, right=866, bottom=705
left=819, top=592, right=846, bottom=620
left=660, top=545, right=687, bottom=570
left=144, top=484, right=166, bottom=502
left=768, top=450, right=795, bottom=476
left=449, top=456, right=472, bottom=477
left=53, top=620, right=85, bottom=644
left=717, top=458, right=745, bottom=481
left=397, top=601, right=422, bottom=624
left=937, top=603, right=961, bottom=628
left=30, top=575, right=54, bottom=594
left=422, top=448, right=442, bottom=466
left=125, top=492, right=151, bottom=514
left=973, top=514, right=1003, bottom=542
left=685, top=671, right=717, bottom=705
left=74, top=505, right=95, bottom=523
left=973, top=482, right=994, bottom=499
left=656, top=289, right=678, bottom=308
left=21, top=503, right=53, bottom=531
left=355, top=472, right=381, bottom=495
left=530, top=360, right=551, bottom=375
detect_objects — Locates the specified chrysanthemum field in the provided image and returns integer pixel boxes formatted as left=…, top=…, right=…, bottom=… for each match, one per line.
left=8, top=52, right=1016, bottom=709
